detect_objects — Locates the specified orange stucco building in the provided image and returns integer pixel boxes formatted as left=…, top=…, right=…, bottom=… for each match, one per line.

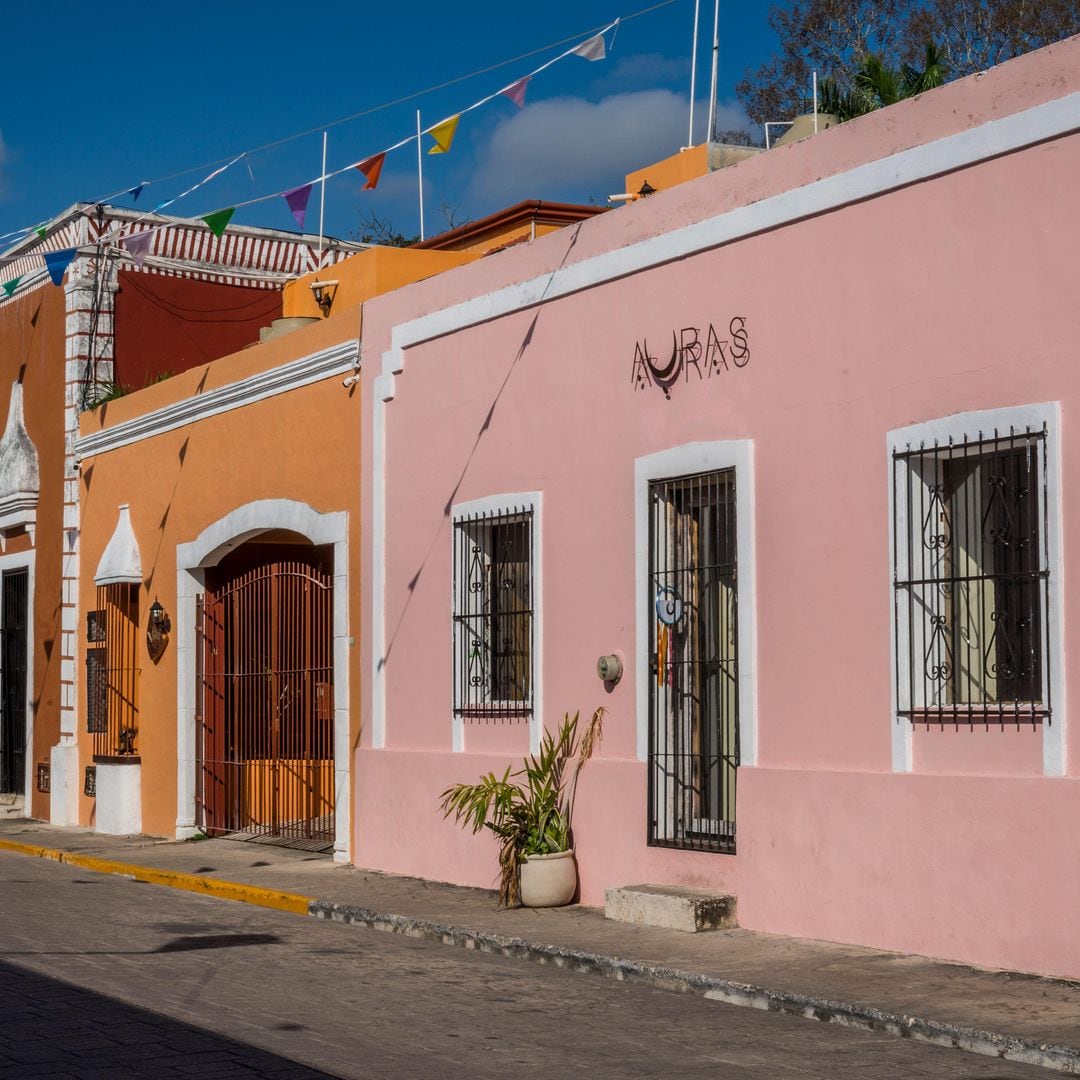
left=0, top=204, right=357, bottom=825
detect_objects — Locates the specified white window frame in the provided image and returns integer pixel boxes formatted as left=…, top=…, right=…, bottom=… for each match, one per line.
left=450, top=492, right=542, bottom=754
left=887, top=403, right=1064, bottom=776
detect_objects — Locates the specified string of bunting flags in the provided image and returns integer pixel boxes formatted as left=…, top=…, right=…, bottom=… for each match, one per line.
left=0, top=19, right=617, bottom=296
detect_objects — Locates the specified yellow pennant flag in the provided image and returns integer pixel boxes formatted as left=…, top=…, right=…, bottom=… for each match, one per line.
left=428, top=115, right=460, bottom=155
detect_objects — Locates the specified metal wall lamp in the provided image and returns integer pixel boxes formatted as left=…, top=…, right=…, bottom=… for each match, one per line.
left=147, top=597, right=171, bottom=663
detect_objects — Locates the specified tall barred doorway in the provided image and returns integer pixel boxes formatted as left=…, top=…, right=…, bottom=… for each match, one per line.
left=197, top=538, right=334, bottom=851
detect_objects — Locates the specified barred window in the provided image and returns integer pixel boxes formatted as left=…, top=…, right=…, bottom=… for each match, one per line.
left=452, top=506, right=533, bottom=719
left=85, top=585, right=140, bottom=760
left=893, top=427, right=1049, bottom=725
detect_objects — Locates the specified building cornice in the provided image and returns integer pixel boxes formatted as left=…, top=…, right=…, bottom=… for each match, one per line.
left=75, top=339, right=359, bottom=460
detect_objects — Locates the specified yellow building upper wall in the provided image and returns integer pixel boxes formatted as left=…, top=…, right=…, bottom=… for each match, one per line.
left=282, top=246, right=480, bottom=319
left=625, top=145, right=710, bottom=195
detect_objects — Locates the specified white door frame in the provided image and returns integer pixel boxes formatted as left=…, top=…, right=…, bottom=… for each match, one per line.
left=175, top=500, right=351, bottom=862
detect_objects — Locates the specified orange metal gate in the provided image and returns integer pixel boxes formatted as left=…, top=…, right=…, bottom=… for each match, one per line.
left=197, top=557, right=334, bottom=849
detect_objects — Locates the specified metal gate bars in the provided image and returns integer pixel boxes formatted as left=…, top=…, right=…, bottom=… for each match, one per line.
left=0, top=568, right=29, bottom=795
left=648, top=470, right=738, bottom=852
left=197, top=557, right=334, bottom=849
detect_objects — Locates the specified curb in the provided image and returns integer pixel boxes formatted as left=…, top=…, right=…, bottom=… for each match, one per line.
left=0, top=838, right=312, bottom=914
left=3, top=838, right=1077, bottom=1075
left=308, top=900, right=1080, bottom=1076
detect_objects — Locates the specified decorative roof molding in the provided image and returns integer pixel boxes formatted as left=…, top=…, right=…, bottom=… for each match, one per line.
left=96, top=505, right=143, bottom=586
left=75, top=340, right=359, bottom=460
left=0, top=383, right=40, bottom=546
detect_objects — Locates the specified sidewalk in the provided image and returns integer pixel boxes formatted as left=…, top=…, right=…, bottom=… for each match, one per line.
left=2, top=818, right=1077, bottom=1075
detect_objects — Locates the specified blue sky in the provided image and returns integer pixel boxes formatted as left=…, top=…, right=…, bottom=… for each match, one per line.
left=0, top=1, right=777, bottom=245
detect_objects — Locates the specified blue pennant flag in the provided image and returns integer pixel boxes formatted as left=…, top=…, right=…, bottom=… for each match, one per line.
left=128, top=184, right=144, bottom=202
left=44, top=248, right=76, bottom=287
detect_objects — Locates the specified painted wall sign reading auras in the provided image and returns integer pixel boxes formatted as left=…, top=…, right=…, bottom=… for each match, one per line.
left=631, top=317, right=749, bottom=398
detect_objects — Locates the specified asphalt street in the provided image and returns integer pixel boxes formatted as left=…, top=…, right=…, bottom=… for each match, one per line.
left=0, top=851, right=1061, bottom=1079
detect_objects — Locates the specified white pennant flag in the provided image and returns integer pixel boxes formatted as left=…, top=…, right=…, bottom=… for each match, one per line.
left=571, top=33, right=606, bottom=62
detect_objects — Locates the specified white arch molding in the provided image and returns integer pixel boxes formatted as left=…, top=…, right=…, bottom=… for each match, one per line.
left=175, top=500, right=351, bottom=862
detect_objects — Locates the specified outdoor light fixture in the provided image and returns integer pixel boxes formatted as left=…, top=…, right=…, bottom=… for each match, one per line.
left=597, top=654, right=624, bottom=685
left=309, top=279, right=339, bottom=317
left=146, top=597, right=171, bottom=662
left=607, top=181, right=657, bottom=204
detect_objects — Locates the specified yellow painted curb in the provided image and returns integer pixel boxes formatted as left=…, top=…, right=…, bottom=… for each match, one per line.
left=0, top=838, right=313, bottom=915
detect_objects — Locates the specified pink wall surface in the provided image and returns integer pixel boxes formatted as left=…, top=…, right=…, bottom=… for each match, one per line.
left=355, top=38, right=1080, bottom=978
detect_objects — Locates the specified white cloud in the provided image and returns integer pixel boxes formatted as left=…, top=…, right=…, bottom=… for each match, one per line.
left=464, top=90, right=748, bottom=210
left=589, top=53, right=690, bottom=96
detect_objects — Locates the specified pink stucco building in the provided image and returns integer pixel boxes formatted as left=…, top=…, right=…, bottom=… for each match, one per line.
left=355, top=36, right=1080, bottom=980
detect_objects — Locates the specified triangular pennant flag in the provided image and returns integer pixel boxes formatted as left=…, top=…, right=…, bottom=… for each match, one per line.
left=44, top=248, right=76, bottom=287
left=34, top=226, right=47, bottom=239
left=501, top=76, right=531, bottom=109
left=123, top=230, right=154, bottom=269
left=128, top=184, right=144, bottom=202
left=201, top=208, right=235, bottom=238
left=283, top=184, right=313, bottom=230
left=571, top=33, right=606, bottom=61
left=427, top=115, right=460, bottom=155
left=2, top=277, right=21, bottom=298
left=357, top=153, right=385, bottom=191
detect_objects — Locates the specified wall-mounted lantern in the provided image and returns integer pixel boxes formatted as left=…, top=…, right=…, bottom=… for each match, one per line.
left=309, top=279, right=339, bottom=317
left=146, top=597, right=171, bottom=662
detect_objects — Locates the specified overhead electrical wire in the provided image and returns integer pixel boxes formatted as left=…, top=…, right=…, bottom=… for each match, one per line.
left=0, top=0, right=680, bottom=264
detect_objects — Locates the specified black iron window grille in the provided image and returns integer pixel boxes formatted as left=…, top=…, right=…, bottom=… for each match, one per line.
left=893, top=427, right=1050, bottom=727
left=452, top=507, right=534, bottom=720
left=85, top=584, right=140, bottom=760
left=648, top=470, right=738, bottom=853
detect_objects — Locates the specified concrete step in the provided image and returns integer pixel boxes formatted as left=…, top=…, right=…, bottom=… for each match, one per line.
left=0, top=795, right=25, bottom=818
left=605, top=884, right=737, bottom=933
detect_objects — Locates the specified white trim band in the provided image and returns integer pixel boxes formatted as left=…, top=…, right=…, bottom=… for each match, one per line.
left=76, top=340, right=359, bottom=460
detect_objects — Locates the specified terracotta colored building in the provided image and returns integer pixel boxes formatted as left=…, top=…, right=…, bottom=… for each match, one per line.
left=0, top=205, right=357, bottom=823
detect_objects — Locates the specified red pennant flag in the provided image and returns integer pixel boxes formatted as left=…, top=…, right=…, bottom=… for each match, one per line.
left=357, top=153, right=386, bottom=191
left=501, top=76, right=531, bottom=109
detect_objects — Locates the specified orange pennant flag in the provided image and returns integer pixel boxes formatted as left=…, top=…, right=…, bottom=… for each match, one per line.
left=357, top=153, right=386, bottom=191
left=427, top=115, right=460, bottom=155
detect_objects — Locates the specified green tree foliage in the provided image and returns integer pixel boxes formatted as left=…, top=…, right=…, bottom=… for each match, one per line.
left=817, top=41, right=949, bottom=120
left=737, top=0, right=1080, bottom=126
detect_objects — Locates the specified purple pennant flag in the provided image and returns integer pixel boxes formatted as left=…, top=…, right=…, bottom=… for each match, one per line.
left=44, top=248, right=76, bottom=287
left=123, top=230, right=154, bottom=269
left=284, top=183, right=313, bottom=230
left=501, top=76, right=531, bottom=109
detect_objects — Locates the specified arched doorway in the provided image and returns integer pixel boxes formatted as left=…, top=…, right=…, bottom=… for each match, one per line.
left=197, top=533, right=334, bottom=850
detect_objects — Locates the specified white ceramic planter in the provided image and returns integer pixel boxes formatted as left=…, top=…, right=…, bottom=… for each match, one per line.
left=520, top=849, right=577, bottom=907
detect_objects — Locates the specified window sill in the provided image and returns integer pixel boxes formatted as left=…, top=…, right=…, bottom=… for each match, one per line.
left=901, top=706, right=1047, bottom=727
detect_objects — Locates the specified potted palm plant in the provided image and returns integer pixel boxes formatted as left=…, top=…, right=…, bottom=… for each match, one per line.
left=439, top=708, right=604, bottom=907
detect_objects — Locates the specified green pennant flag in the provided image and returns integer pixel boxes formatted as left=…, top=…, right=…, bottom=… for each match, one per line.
left=34, top=226, right=47, bottom=239
left=201, top=208, right=235, bottom=238
left=2, top=276, right=22, bottom=298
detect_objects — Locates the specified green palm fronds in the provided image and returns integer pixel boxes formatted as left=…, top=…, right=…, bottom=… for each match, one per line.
left=440, top=707, right=605, bottom=907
